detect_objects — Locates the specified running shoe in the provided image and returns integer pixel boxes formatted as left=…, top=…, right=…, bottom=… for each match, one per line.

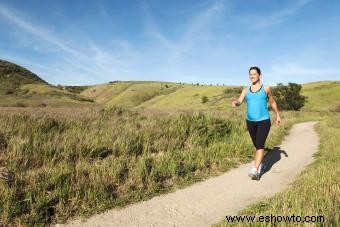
left=248, top=167, right=258, bottom=179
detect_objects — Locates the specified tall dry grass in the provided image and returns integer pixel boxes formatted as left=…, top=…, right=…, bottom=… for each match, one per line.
left=0, top=106, right=327, bottom=226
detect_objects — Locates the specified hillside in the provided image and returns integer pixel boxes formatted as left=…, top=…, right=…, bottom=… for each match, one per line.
left=0, top=59, right=95, bottom=107
left=80, top=81, right=244, bottom=111
left=300, top=80, right=340, bottom=112
left=81, top=80, right=340, bottom=112
left=0, top=59, right=47, bottom=93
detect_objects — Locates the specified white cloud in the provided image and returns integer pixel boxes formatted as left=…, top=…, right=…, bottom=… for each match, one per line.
left=0, top=3, right=138, bottom=84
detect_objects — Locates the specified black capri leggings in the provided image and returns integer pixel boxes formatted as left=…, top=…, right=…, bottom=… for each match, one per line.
left=246, top=118, right=271, bottom=150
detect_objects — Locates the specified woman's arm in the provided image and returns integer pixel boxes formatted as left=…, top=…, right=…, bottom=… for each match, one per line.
left=231, top=87, right=247, bottom=107
left=266, top=86, right=281, bottom=125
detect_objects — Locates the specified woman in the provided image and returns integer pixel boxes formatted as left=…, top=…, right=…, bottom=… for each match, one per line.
left=231, top=66, right=281, bottom=180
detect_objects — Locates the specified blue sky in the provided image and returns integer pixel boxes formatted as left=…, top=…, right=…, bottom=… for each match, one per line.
left=0, top=0, right=339, bottom=86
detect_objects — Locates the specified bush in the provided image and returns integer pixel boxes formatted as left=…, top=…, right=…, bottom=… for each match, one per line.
left=272, top=82, right=307, bottom=111
left=201, top=96, right=209, bottom=103
left=223, top=87, right=243, bottom=95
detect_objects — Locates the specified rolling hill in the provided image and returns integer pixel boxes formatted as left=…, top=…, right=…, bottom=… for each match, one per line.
left=80, top=81, right=244, bottom=111
left=1, top=59, right=339, bottom=112
left=0, top=59, right=95, bottom=107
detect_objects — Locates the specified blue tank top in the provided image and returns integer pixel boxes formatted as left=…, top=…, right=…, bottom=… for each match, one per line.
left=245, top=84, right=270, bottom=121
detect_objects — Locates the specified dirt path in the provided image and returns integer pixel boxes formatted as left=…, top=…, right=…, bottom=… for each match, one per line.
left=56, top=121, right=320, bottom=227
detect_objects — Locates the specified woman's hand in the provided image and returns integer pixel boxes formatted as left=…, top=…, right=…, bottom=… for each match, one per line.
left=276, top=116, right=281, bottom=126
left=231, top=99, right=240, bottom=107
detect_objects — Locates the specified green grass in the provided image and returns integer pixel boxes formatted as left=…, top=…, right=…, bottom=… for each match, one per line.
left=300, top=81, right=340, bottom=112
left=136, top=85, right=241, bottom=110
left=0, top=83, right=97, bottom=107
left=80, top=82, right=135, bottom=104
left=81, top=81, right=184, bottom=107
left=106, top=82, right=183, bottom=108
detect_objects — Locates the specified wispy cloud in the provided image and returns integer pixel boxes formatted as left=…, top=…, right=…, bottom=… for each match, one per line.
left=140, top=0, right=227, bottom=62
left=235, top=0, right=314, bottom=29
left=0, top=6, right=91, bottom=59
left=0, top=3, right=137, bottom=84
left=178, top=0, right=227, bottom=59
left=140, top=0, right=185, bottom=59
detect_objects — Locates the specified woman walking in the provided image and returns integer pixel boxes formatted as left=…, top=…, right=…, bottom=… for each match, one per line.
left=231, top=66, right=281, bottom=180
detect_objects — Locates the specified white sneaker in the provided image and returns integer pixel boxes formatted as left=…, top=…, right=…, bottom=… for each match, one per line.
left=248, top=167, right=258, bottom=179
left=248, top=166, right=261, bottom=180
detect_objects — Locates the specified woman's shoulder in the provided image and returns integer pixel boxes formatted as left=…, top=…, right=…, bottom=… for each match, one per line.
left=263, top=85, right=271, bottom=95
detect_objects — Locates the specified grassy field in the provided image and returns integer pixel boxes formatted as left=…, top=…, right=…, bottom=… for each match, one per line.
left=0, top=106, right=306, bottom=226
left=0, top=107, right=338, bottom=226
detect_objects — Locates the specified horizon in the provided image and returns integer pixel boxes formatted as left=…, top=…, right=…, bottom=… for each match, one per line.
left=1, top=0, right=340, bottom=86
left=1, top=58, right=338, bottom=87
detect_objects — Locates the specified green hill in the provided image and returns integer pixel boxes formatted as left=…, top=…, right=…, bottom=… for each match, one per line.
left=80, top=81, right=183, bottom=106
left=0, top=59, right=47, bottom=93
left=0, top=59, right=95, bottom=107
left=300, top=80, right=340, bottom=112
left=80, top=81, right=244, bottom=111
left=84, top=80, right=340, bottom=113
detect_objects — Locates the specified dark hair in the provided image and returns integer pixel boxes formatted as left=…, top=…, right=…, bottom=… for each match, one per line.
left=249, top=66, right=261, bottom=75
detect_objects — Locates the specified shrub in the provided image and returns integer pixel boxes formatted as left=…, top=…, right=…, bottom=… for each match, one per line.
left=201, top=96, right=209, bottom=103
left=223, top=87, right=243, bottom=95
left=272, top=83, right=307, bottom=111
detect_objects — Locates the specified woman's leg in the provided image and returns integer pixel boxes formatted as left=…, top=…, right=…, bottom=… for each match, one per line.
left=246, top=120, right=258, bottom=167
left=254, top=149, right=264, bottom=169
left=252, top=147, right=257, bottom=167
left=246, top=120, right=257, bottom=151
left=254, top=119, right=271, bottom=169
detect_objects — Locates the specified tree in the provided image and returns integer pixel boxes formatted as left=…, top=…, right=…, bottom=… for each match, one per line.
left=271, top=82, right=307, bottom=111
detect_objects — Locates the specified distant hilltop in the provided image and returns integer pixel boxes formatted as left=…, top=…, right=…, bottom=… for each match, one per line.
left=0, top=59, right=48, bottom=88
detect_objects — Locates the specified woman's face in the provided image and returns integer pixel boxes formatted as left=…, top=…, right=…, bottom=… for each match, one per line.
left=249, top=69, right=260, bottom=83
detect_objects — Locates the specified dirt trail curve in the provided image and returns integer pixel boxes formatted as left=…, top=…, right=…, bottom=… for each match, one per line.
left=56, top=121, right=320, bottom=227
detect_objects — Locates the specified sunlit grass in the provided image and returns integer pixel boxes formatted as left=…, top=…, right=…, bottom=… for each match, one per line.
left=0, top=106, right=305, bottom=226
